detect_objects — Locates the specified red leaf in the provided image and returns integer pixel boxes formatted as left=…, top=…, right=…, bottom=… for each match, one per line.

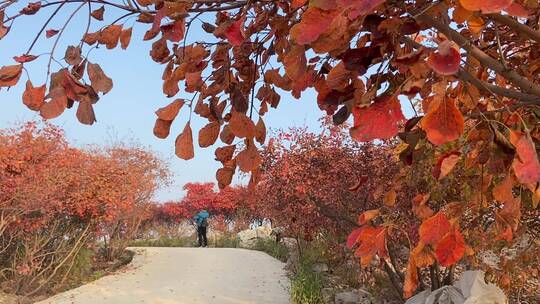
left=20, top=2, right=41, bottom=15
left=91, top=6, right=105, bottom=21
left=291, top=0, right=308, bottom=9
left=120, top=27, right=132, bottom=50
left=350, top=96, right=405, bottom=142
left=435, top=228, right=465, bottom=267
left=290, top=7, right=338, bottom=45
left=0, top=64, right=23, bottom=87
left=46, top=29, right=59, bottom=38
left=346, top=227, right=363, bottom=249
left=155, top=99, right=184, bottom=121
left=432, top=151, right=461, bottom=180
left=13, top=54, right=38, bottom=63
left=175, top=122, right=195, bottom=160
left=162, top=20, right=185, bottom=42
left=40, top=87, right=67, bottom=119
left=421, top=97, right=464, bottom=146
left=224, top=18, right=245, bottom=46
left=460, top=0, right=513, bottom=13
left=419, top=212, right=451, bottom=245
left=510, top=131, right=540, bottom=184
left=427, top=40, right=461, bottom=75
left=22, top=80, right=46, bottom=111
left=336, top=0, right=385, bottom=20
left=354, top=226, right=387, bottom=267
left=505, top=2, right=529, bottom=18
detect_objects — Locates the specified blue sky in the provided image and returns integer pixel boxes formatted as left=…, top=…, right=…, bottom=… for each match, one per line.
left=0, top=3, right=324, bottom=201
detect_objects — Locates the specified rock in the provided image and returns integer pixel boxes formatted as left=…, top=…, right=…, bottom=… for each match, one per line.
left=312, top=262, right=329, bottom=273
left=237, top=225, right=273, bottom=247
left=335, top=289, right=373, bottom=304
left=322, top=288, right=335, bottom=304
left=207, top=230, right=223, bottom=244
left=0, top=292, right=22, bottom=304
left=282, top=237, right=299, bottom=267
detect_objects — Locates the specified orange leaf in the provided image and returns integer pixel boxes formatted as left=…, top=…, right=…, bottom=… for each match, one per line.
left=87, top=62, right=113, bottom=94
left=40, top=87, right=67, bottom=119
left=120, top=27, right=132, bottom=50
left=419, top=212, right=451, bottom=245
left=421, top=97, right=464, bottom=146
left=336, top=0, right=385, bottom=19
left=350, top=96, right=405, bottom=142
left=427, top=40, right=461, bottom=75
left=432, top=152, right=461, bottom=180
left=383, top=189, right=397, bottom=207
left=224, top=18, right=244, bottom=46
left=22, top=80, right=46, bottom=111
left=76, top=101, right=96, bottom=125
left=99, top=24, right=123, bottom=49
left=220, top=125, right=235, bottom=144
left=403, top=258, right=418, bottom=299
left=0, top=64, right=22, bottom=87
left=216, top=165, right=235, bottom=189
left=153, top=119, right=172, bottom=139
left=83, top=32, right=99, bottom=45
left=255, top=118, right=266, bottom=144
left=162, top=20, right=185, bottom=42
left=453, top=4, right=473, bottom=23
left=13, top=54, right=38, bottom=63
left=175, top=122, right=194, bottom=160
left=155, top=99, right=184, bottom=121
left=229, top=111, right=256, bottom=139
left=290, top=7, right=337, bottom=45
left=354, top=226, right=388, bottom=267
left=434, top=228, right=465, bottom=267
left=411, top=241, right=435, bottom=268
left=505, top=2, right=529, bottom=18
left=198, top=122, right=220, bottom=148
left=236, top=144, right=261, bottom=173
left=291, top=0, right=308, bottom=9
left=510, top=131, right=540, bottom=184
left=284, top=45, right=307, bottom=81
left=460, top=0, right=513, bottom=13
left=347, top=227, right=363, bottom=249
left=215, top=145, right=236, bottom=163
left=358, top=209, right=379, bottom=225
left=46, top=29, right=59, bottom=38
left=91, top=6, right=104, bottom=21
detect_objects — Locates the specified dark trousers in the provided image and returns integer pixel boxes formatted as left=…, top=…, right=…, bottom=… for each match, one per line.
left=197, top=226, right=207, bottom=247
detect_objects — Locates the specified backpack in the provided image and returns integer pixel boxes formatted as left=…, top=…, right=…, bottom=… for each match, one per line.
left=200, top=217, right=208, bottom=228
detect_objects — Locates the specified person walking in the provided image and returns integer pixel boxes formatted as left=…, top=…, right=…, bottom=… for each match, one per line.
left=194, top=210, right=209, bottom=247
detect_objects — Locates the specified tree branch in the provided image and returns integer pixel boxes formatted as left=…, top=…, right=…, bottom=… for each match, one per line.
left=488, top=13, right=540, bottom=45
left=415, top=13, right=540, bottom=96
left=400, top=36, right=540, bottom=106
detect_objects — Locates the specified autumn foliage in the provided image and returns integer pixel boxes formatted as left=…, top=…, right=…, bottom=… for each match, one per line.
left=151, top=182, right=250, bottom=229
left=0, top=122, right=169, bottom=295
left=1, top=0, right=540, bottom=300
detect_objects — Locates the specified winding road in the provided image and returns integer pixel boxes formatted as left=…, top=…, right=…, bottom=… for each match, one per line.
left=37, top=247, right=290, bottom=304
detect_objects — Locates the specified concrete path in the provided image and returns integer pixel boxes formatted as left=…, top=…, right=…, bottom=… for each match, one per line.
left=37, top=247, right=290, bottom=304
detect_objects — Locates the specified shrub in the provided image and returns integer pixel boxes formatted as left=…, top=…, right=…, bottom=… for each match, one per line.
left=250, top=238, right=289, bottom=262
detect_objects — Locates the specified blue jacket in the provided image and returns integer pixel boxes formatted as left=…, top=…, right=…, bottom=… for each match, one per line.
left=194, top=210, right=209, bottom=227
